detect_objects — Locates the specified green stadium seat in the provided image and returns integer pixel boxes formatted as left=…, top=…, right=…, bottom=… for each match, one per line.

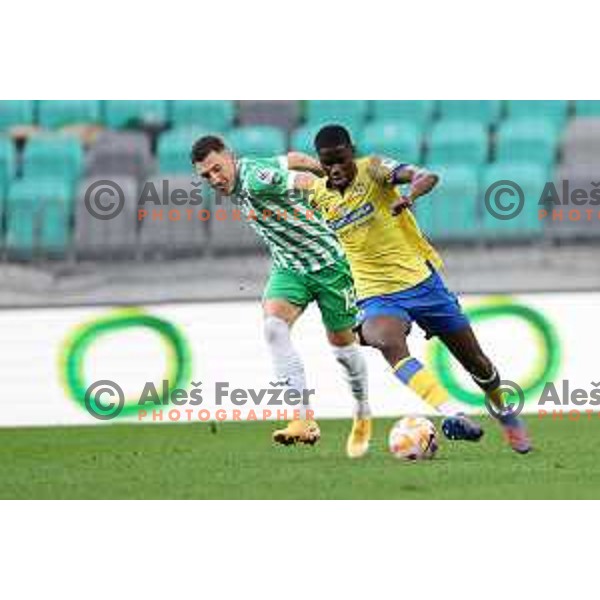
left=158, top=127, right=208, bottom=174
left=574, top=100, right=600, bottom=117
left=104, top=100, right=168, bottom=128
left=227, top=126, right=286, bottom=157
left=496, top=119, right=559, bottom=169
left=0, top=100, right=35, bottom=131
left=479, top=163, right=547, bottom=239
left=357, top=121, right=421, bottom=163
left=6, top=178, right=73, bottom=257
left=505, top=101, right=569, bottom=129
left=170, top=100, right=235, bottom=130
left=438, top=100, right=502, bottom=126
left=304, top=100, right=368, bottom=130
left=0, top=137, right=16, bottom=182
left=371, top=101, right=435, bottom=128
left=427, top=121, right=489, bottom=166
left=38, top=100, right=101, bottom=128
left=23, top=135, right=83, bottom=184
left=417, top=164, right=479, bottom=240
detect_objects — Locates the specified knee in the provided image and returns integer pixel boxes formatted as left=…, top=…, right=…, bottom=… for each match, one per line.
left=263, top=316, right=290, bottom=346
left=363, top=331, right=408, bottom=362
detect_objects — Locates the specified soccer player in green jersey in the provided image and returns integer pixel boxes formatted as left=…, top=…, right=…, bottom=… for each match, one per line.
left=191, top=135, right=371, bottom=457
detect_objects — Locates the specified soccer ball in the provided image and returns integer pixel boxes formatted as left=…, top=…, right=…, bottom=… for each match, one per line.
left=388, top=417, right=438, bottom=461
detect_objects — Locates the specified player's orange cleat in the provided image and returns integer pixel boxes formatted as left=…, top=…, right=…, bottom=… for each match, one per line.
left=346, top=417, right=372, bottom=458
left=272, top=419, right=321, bottom=446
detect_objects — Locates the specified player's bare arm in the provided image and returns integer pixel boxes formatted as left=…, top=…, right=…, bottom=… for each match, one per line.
left=286, top=151, right=325, bottom=177
left=389, top=165, right=439, bottom=215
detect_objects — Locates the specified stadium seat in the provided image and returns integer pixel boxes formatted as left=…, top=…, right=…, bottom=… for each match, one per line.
left=103, top=100, right=168, bottom=128
left=495, top=119, right=559, bottom=169
left=561, top=117, right=600, bottom=166
left=0, top=137, right=16, bottom=183
left=86, top=131, right=154, bottom=179
left=505, top=101, right=569, bottom=129
left=227, top=126, right=286, bottom=157
left=357, top=121, right=422, bottom=163
left=170, top=100, right=235, bottom=131
left=138, top=175, right=209, bottom=256
left=479, top=163, right=547, bottom=239
left=0, top=100, right=35, bottom=131
left=38, top=100, right=101, bottom=129
left=5, top=178, right=73, bottom=257
left=238, top=101, right=300, bottom=131
left=546, top=164, right=600, bottom=240
left=417, top=165, right=480, bottom=240
left=74, top=175, right=139, bottom=258
left=574, top=101, right=600, bottom=117
left=158, top=127, right=207, bottom=174
left=427, top=121, right=489, bottom=166
left=304, top=100, right=368, bottom=130
left=438, top=100, right=502, bottom=126
left=371, top=101, right=435, bottom=128
left=290, top=124, right=319, bottom=155
left=23, top=135, right=84, bottom=184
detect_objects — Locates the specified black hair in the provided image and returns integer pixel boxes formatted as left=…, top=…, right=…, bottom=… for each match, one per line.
left=190, top=135, right=227, bottom=164
left=314, top=124, right=353, bottom=151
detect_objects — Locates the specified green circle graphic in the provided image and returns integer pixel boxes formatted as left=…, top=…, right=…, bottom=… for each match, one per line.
left=61, top=309, right=192, bottom=418
left=429, top=299, right=561, bottom=406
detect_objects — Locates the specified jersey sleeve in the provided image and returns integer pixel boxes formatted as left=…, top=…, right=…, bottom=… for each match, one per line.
left=367, top=155, right=411, bottom=186
left=245, top=156, right=296, bottom=198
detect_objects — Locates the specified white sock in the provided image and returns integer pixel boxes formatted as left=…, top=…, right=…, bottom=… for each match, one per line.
left=264, top=316, right=311, bottom=419
left=332, top=343, right=371, bottom=418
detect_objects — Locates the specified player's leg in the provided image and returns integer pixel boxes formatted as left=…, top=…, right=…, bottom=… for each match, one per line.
left=312, top=262, right=371, bottom=457
left=360, top=311, right=483, bottom=441
left=438, top=326, right=531, bottom=453
left=263, top=269, right=320, bottom=446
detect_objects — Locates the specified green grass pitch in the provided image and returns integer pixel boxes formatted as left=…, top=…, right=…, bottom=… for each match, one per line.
left=1, top=416, right=599, bottom=499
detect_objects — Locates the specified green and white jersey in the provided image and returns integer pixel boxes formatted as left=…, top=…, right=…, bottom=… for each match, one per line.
left=233, top=156, right=345, bottom=274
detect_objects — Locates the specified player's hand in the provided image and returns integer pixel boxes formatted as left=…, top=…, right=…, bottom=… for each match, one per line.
left=391, top=196, right=413, bottom=215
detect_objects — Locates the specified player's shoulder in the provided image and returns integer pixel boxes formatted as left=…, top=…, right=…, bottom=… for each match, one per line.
left=361, top=155, right=403, bottom=185
left=240, top=156, right=286, bottom=191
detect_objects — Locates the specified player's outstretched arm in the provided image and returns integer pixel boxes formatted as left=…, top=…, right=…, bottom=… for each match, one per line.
left=388, top=164, right=439, bottom=215
left=286, top=152, right=325, bottom=177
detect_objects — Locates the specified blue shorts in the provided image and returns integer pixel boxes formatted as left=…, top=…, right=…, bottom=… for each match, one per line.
left=356, top=270, right=470, bottom=338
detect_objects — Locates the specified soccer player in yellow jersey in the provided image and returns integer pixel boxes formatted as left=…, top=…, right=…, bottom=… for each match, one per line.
left=309, top=125, right=531, bottom=454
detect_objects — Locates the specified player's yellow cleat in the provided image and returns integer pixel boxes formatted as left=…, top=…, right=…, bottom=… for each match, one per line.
left=346, top=417, right=372, bottom=459
left=272, top=420, right=321, bottom=446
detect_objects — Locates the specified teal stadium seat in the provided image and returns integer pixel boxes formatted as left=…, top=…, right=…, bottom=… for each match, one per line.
left=574, top=100, right=600, bottom=117
left=104, top=100, right=168, bottom=128
left=228, top=126, right=286, bottom=157
left=158, top=127, right=208, bottom=174
left=505, top=100, right=568, bottom=129
left=479, top=163, right=547, bottom=239
left=438, top=100, right=502, bottom=126
left=23, top=135, right=83, bottom=186
left=371, top=101, right=435, bottom=128
left=0, top=137, right=16, bottom=183
left=6, top=178, right=73, bottom=256
left=358, top=121, right=421, bottom=163
left=496, top=119, right=558, bottom=170
left=427, top=121, right=489, bottom=166
left=0, top=100, right=35, bottom=131
left=416, top=164, right=479, bottom=241
left=304, top=100, right=368, bottom=131
left=170, top=100, right=235, bottom=130
left=38, top=100, right=101, bottom=128
left=290, top=124, right=320, bottom=155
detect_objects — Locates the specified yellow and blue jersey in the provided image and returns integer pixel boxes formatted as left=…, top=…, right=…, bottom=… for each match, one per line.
left=310, top=156, right=443, bottom=301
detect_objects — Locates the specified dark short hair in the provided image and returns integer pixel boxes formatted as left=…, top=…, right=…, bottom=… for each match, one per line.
left=190, top=135, right=227, bottom=164
left=314, top=124, right=353, bottom=151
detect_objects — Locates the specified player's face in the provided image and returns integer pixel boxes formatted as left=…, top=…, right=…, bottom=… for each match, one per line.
left=318, top=145, right=357, bottom=191
left=195, top=150, right=236, bottom=195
